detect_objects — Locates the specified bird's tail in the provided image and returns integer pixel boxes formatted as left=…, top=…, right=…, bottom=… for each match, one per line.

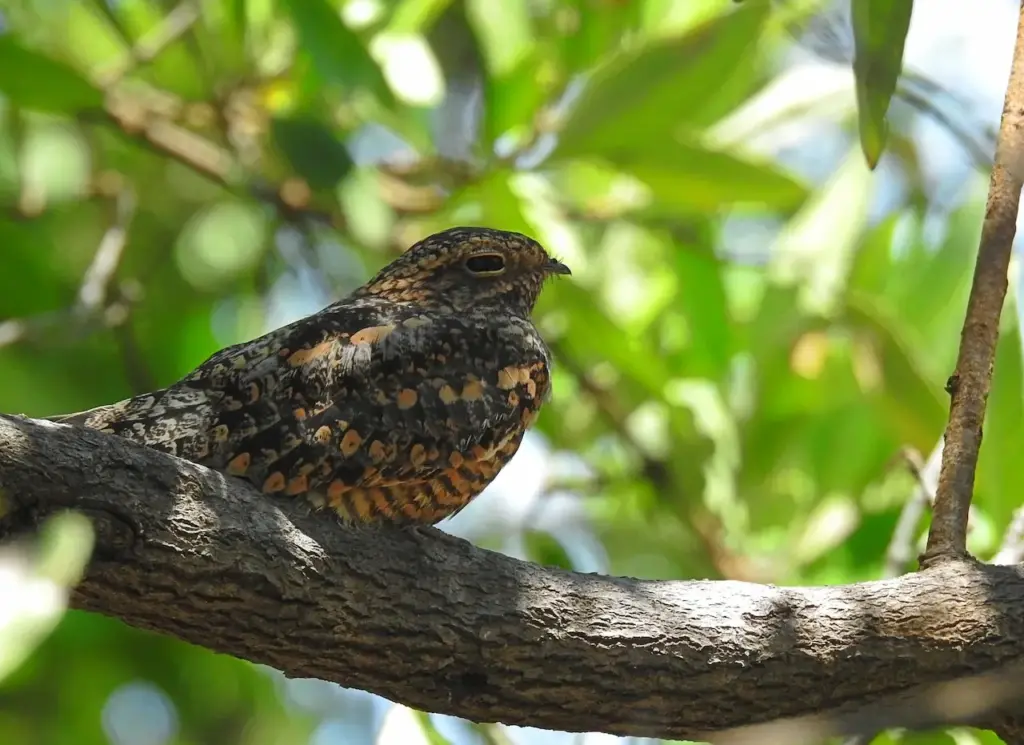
left=47, top=399, right=142, bottom=429
left=46, top=386, right=218, bottom=459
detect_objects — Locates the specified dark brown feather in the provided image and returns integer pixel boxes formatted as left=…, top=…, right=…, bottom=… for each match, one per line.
left=52, top=226, right=567, bottom=525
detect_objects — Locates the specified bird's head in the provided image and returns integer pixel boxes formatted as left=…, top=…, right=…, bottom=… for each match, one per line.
left=356, top=226, right=571, bottom=317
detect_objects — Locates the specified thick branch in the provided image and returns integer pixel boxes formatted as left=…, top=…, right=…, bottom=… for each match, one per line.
left=2, top=414, right=1024, bottom=740
left=923, top=2, right=1024, bottom=565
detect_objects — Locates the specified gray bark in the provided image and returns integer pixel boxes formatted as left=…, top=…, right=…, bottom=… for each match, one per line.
left=1, top=413, right=1022, bottom=741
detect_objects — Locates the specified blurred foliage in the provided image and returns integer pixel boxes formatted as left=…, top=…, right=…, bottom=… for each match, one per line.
left=0, top=0, right=1017, bottom=744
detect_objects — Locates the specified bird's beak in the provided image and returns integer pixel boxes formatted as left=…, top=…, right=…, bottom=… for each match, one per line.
left=545, top=259, right=571, bottom=276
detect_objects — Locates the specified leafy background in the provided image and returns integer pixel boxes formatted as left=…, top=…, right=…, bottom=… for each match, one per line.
left=0, top=0, right=1020, bottom=744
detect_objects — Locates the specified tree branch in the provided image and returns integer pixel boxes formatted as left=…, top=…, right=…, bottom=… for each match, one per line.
left=883, top=445, right=939, bottom=578
left=922, top=2, right=1024, bottom=566
left=0, top=187, right=138, bottom=351
left=2, top=415, right=1024, bottom=741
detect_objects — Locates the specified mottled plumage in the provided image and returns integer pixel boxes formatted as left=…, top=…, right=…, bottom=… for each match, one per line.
left=51, top=227, right=569, bottom=525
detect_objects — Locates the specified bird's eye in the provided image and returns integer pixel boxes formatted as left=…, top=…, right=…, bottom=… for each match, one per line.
left=464, top=253, right=506, bottom=276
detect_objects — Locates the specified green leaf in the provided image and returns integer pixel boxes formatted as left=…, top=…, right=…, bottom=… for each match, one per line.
left=801, top=398, right=893, bottom=496
left=851, top=0, right=913, bottom=168
left=430, top=170, right=535, bottom=235
left=673, top=246, right=734, bottom=379
left=602, top=141, right=808, bottom=214
left=0, top=37, right=103, bottom=113
left=465, top=0, right=533, bottom=77
left=552, top=1, right=768, bottom=159
left=769, top=146, right=874, bottom=314
left=482, top=50, right=550, bottom=145
left=560, top=0, right=640, bottom=74
left=0, top=219, right=64, bottom=316
left=468, top=0, right=541, bottom=144
left=270, top=116, right=353, bottom=190
left=411, top=710, right=455, bottom=745
left=806, top=507, right=898, bottom=584
left=282, top=0, right=394, bottom=106
left=881, top=194, right=981, bottom=380
left=554, top=280, right=675, bottom=400
left=843, top=295, right=947, bottom=450
left=175, top=200, right=269, bottom=292
left=388, top=0, right=455, bottom=33
left=847, top=209, right=904, bottom=296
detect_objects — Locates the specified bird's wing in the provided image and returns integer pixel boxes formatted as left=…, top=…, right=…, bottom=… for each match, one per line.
left=185, top=305, right=552, bottom=519
left=53, top=302, right=552, bottom=523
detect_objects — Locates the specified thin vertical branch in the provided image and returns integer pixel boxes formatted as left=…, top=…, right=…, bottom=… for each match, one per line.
left=883, top=446, right=940, bottom=577
left=921, top=4, right=1024, bottom=566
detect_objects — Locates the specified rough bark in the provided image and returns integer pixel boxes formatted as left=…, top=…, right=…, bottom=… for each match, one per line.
left=1, top=413, right=1023, bottom=741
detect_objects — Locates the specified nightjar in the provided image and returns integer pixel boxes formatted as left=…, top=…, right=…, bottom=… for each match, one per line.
left=51, top=227, right=570, bottom=525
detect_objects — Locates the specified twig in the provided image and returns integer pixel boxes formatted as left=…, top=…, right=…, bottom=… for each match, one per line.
left=0, top=189, right=136, bottom=351
left=10, top=5, right=336, bottom=227
left=75, top=188, right=135, bottom=316
left=900, top=71, right=999, bottom=163
left=99, top=99, right=238, bottom=189
left=921, top=5, right=1024, bottom=567
left=94, top=102, right=340, bottom=228
left=517, top=474, right=606, bottom=537
left=883, top=445, right=941, bottom=578
left=547, top=341, right=745, bottom=578
left=548, top=341, right=675, bottom=496
left=96, top=1, right=201, bottom=88
left=896, top=81, right=994, bottom=171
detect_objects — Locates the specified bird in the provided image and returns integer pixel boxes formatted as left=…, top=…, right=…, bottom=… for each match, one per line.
left=49, top=226, right=570, bottom=526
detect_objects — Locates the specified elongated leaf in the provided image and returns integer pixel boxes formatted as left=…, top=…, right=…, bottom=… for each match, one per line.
left=552, top=2, right=768, bottom=159
left=609, top=141, right=808, bottom=214
left=388, top=0, right=454, bottom=33
left=672, top=246, right=734, bottom=380
left=560, top=0, right=639, bottom=74
left=803, top=403, right=894, bottom=494
left=851, top=0, right=913, bottom=168
left=0, top=37, right=103, bottom=113
left=283, top=0, right=394, bottom=106
left=883, top=194, right=981, bottom=379
left=770, top=146, right=873, bottom=313
left=555, top=281, right=675, bottom=400
left=424, top=170, right=535, bottom=237
left=847, top=210, right=904, bottom=296
left=843, top=296, right=947, bottom=450
left=465, top=0, right=532, bottom=77
left=410, top=710, right=455, bottom=745
left=482, top=50, right=550, bottom=144
left=0, top=219, right=64, bottom=316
